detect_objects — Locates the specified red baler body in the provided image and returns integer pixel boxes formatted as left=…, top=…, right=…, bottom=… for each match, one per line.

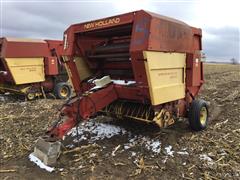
left=44, top=10, right=204, bottom=139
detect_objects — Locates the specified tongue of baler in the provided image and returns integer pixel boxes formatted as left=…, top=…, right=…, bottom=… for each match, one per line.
left=33, top=78, right=117, bottom=165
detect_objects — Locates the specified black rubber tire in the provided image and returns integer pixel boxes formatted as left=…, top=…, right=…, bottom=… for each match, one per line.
left=54, top=82, right=71, bottom=99
left=188, top=99, right=209, bottom=131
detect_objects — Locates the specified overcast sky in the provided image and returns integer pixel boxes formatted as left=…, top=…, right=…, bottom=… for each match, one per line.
left=1, top=0, right=239, bottom=62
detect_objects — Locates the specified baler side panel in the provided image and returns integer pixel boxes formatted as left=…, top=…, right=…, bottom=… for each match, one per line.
left=45, top=40, right=63, bottom=57
left=143, top=51, right=186, bottom=105
left=130, top=11, right=151, bottom=51
left=63, top=57, right=82, bottom=93
left=0, top=38, right=3, bottom=57
left=74, top=56, right=93, bottom=80
left=5, top=58, right=45, bottom=85
left=186, top=29, right=203, bottom=96
left=148, top=17, right=193, bottom=53
left=130, top=11, right=151, bottom=89
left=3, top=40, right=49, bottom=58
left=44, top=57, right=58, bottom=75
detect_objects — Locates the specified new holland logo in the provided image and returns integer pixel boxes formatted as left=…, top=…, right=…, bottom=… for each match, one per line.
left=84, top=17, right=121, bottom=30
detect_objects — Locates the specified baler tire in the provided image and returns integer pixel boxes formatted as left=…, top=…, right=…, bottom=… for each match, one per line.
left=54, top=82, right=71, bottom=99
left=188, top=99, right=209, bottom=131
left=26, top=93, right=35, bottom=101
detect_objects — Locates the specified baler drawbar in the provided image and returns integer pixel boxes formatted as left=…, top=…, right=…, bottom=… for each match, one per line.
left=33, top=10, right=209, bottom=166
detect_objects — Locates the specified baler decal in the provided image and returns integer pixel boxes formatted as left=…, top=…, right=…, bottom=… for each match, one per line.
left=84, top=17, right=121, bottom=30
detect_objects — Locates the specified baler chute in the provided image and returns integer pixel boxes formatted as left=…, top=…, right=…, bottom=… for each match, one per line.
left=33, top=10, right=208, bottom=166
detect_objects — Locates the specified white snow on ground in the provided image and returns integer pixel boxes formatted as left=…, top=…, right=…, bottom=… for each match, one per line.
left=177, top=151, right=189, bottom=155
left=68, top=121, right=127, bottom=142
left=29, top=153, right=54, bottom=172
left=131, top=152, right=136, bottom=157
left=165, top=145, right=174, bottom=157
left=199, top=154, right=212, bottom=161
left=66, top=120, right=190, bottom=157
left=123, top=136, right=138, bottom=150
left=0, top=96, right=4, bottom=101
left=199, top=154, right=214, bottom=166
left=0, top=95, right=7, bottom=102
left=145, top=139, right=161, bottom=153
left=123, top=135, right=161, bottom=154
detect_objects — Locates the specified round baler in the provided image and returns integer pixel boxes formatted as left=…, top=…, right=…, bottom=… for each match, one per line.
left=33, top=10, right=208, bottom=166
left=0, top=37, right=71, bottom=100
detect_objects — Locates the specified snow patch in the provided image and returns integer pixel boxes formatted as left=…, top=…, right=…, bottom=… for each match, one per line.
left=124, top=145, right=131, bottom=150
left=199, top=154, right=214, bottom=165
left=89, top=153, right=97, bottom=158
left=177, top=151, right=189, bottom=155
left=131, top=152, right=136, bottom=157
left=165, top=145, right=174, bottom=157
left=68, top=121, right=127, bottom=142
left=123, top=136, right=138, bottom=150
left=162, top=156, right=168, bottom=163
left=0, top=96, right=5, bottom=101
left=123, top=135, right=161, bottom=154
left=145, top=140, right=161, bottom=153
left=66, top=120, right=176, bottom=156
left=29, top=153, right=54, bottom=172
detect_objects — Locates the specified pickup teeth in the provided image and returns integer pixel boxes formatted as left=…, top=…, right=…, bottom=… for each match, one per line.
left=102, top=101, right=155, bottom=122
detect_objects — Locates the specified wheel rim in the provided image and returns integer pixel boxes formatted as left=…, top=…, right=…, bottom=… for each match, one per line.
left=60, top=86, right=69, bottom=97
left=200, top=106, right=207, bottom=125
left=27, top=93, right=35, bottom=100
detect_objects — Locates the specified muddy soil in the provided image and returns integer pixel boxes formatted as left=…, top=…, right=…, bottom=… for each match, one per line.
left=0, top=63, right=239, bottom=180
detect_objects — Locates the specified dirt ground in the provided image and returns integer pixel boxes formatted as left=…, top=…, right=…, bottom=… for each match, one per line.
left=0, top=63, right=239, bottom=180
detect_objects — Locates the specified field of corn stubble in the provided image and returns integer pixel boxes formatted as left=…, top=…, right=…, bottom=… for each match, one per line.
left=0, top=63, right=239, bottom=180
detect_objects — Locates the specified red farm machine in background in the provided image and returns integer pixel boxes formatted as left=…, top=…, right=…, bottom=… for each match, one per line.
left=33, top=10, right=209, bottom=165
left=0, top=37, right=71, bottom=100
